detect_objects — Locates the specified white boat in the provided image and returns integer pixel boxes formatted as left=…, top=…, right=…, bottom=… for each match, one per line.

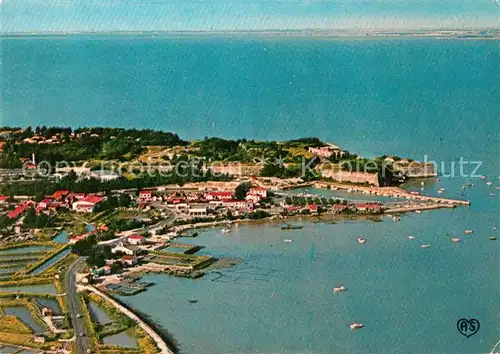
left=486, top=181, right=493, bottom=186
left=333, top=286, right=346, bottom=293
left=415, top=210, right=422, bottom=214
left=350, top=323, right=364, bottom=330
left=464, top=229, right=473, bottom=234
left=408, top=235, right=415, bottom=240
left=221, top=228, right=231, bottom=234
left=283, top=239, right=293, bottom=243
left=420, top=244, right=432, bottom=248
left=452, top=237, right=460, bottom=243
left=357, top=237, right=366, bottom=245
left=480, top=175, right=486, bottom=180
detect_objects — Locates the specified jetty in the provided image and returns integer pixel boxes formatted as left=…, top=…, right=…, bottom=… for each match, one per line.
left=384, top=203, right=457, bottom=214
left=314, top=182, right=470, bottom=206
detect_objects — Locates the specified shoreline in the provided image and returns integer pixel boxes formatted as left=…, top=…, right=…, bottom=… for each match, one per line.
left=1, top=29, right=499, bottom=40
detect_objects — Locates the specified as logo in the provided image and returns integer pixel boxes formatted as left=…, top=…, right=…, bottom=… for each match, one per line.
left=457, top=318, right=480, bottom=338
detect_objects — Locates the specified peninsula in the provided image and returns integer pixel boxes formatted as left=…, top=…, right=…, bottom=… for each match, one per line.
left=0, top=126, right=471, bottom=353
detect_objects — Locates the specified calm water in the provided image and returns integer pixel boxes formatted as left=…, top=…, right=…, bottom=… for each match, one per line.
left=1, top=36, right=499, bottom=353
left=0, top=246, right=52, bottom=255
left=31, top=249, right=71, bottom=275
left=3, top=307, right=45, bottom=333
left=102, top=331, right=138, bottom=349
left=88, top=301, right=113, bottom=326
left=0, top=284, right=57, bottom=295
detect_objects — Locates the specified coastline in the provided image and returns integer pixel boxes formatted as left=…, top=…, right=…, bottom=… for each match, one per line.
left=1, top=28, right=499, bottom=40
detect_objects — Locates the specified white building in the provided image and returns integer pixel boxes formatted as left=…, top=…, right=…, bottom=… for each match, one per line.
left=128, top=235, right=145, bottom=245
left=111, top=243, right=135, bottom=256
left=72, top=195, right=104, bottom=213
left=188, top=205, right=208, bottom=216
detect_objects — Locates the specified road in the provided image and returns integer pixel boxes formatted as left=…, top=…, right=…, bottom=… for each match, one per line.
left=65, top=257, right=91, bottom=354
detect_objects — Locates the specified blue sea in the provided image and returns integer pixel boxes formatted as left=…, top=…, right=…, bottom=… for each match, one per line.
left=1, top=36, right=499, bottom=353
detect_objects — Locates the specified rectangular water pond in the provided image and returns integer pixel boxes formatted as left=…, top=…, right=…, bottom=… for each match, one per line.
left=0, top=283, right=57, bottom=294
left=102, top=330, right=138, bottom=349
left=0, top=246, right=52, bottom=255
left=0, top=266, right=23, bottom=274
left=31, top=249, right=71, bottom=275
left=88, top=301, right=113, bottom=326
left=3, top=306, right=45, bottom=333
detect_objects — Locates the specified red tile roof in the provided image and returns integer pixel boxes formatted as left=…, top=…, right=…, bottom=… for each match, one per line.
left=0, top=196, right=8, bottom=201
left=80, top=195, right=104, bottom=204
left=122, top=255, right=136, bottom=261
left=129, top=235, right=144, bottom=240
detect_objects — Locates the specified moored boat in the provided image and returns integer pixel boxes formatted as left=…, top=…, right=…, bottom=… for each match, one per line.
left=489, top=237, right=497, bottom=241
left=350, top=323, right=364, bottom=330
left=420, top=244, right=432, bottom=248
left=408, top=235, right=415, bottom=240
left=333, top=285, right=346, bottom=293
left=452, top=237, right=460, bottom=243
left=464, top=229, right=473, bottom=234
left=281, top=224, right=303, bottom=230
left=357, top=237, right=366, bottom=245
left=283, top=239, right=293, bottom=243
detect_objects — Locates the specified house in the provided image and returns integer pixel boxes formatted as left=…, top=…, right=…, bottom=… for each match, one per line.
left=0, top=195, right=8, bottom=204
left=308, top=145, right=342, bottom=158
left=69, top=234, right=88, bottom=244
left=92, top=266, right=111, bottom=276
left=38, top=198, right=52, bottom=209
left=8, top=204, right=29, bottom=219
left=248, top=187, right=267, bottom=198
left=188, top=205, right=208, bottom=216
left=354, top=203, right=383, bottom=213
left=138, top=190, right=153, bottom=203
left=128, top=235, right=145, bottom=245
left=111, top=243, right=135, bottom=256
left=41, top=307, right=53, bottom=317
left=223, top=200, right=251, bottom=210
left=33, top=335, right=45, bottom=344
left=52, top=190, right=70, bottom=200
left=72, top=195, right=104, bottom=213
left=308, top=203, right=319, bottom=214
left=67, top=192, right=86, bottom=201
left=204, top=191, right=234, bottom=201
left=121, top=255, right=138, bottom=267
left=245, top=194, right=261, bottom=204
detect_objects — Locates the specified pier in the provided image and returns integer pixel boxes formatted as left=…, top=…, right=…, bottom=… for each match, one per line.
left=314, top=182, right=471, bottom=206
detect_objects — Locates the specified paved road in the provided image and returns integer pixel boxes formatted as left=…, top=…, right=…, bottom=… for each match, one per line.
left=65, top=257, right=91, bottom=354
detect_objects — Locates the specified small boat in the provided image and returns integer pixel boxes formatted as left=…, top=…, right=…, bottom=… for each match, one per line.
left=420, top=244, right=432, bottom=248
left=283, top=239, right=293, bottom=243
left=490, top=193, right=496, bottom=196
left=333, top=286, right=346, bottom=293
left=281, top=224, right=303, bottom=230
left=452, top=237, right=460, bottom=243
left=350, top=323, right=364, bottom=330
left=486, top=181, right=493, bottom=186
left=408, top=235, right=415, bottom=240
left=480, top=175, right=486, bottom=180
left=188, top=300, right=198, bottom=304
left=489, top=237, right=497, bottom=241
left=415, top=210, right=422, bottom=214
left=221, top=228, right=231, bottom=234
left=357, top=237, right=366, bottom=244
left=464, top=229, right=473, bottom=234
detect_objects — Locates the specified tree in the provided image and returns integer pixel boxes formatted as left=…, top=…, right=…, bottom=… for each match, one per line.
left=234, top=182, right=251, bottom=201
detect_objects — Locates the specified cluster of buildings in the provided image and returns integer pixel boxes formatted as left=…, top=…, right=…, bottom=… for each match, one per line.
left=283, top=201, right=383, bottom=215
left=4, top=190, right=106, bottom=220
left=137, top=187, right=268, bottom=218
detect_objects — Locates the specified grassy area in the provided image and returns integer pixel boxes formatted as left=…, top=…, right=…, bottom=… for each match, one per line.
left=0, top=315, right=32, bottom=334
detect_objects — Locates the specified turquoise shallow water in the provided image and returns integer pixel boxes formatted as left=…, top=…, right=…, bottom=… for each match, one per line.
left=1, top=37, right=499, bottom=353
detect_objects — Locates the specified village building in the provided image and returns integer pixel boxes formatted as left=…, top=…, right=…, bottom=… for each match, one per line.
left=354, top=203, right=383, bottom=213
left=248, top=187, right=267, bottom=198
left=204, top=191, right=234, bottom=201
left=41, top=307, right=53, bottom=317
left=138, top=190, right=153, bottom=203
left=0, top=195, right=8, bottom=204
left=72, top=195, right=104, bottom=213
left=128, top=235, right=146, bottom=245
left=111, top=243, right=135, bottom=256
left=121, top=255, right=138, bottom=267
left=188, top=205, right=208, bottom=217
left=245, top=194, right=261, bottom=204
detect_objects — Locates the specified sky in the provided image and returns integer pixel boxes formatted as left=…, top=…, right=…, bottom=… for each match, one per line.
left=1, top=0, right=499, bottom=33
